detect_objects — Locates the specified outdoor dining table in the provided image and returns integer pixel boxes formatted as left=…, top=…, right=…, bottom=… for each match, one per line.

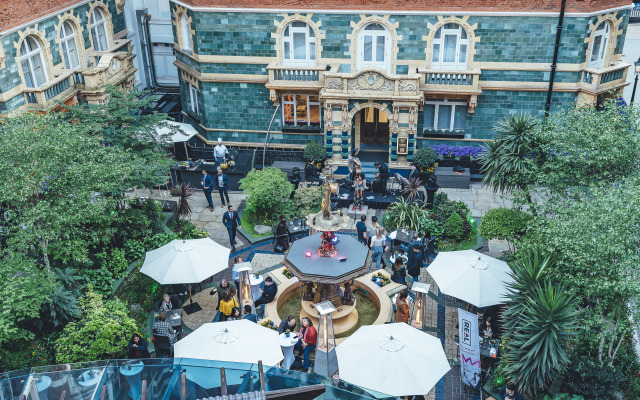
left=155, top=309, right=182, bottom=330
left=479, top=336, right=501, bottom=359
left=35, top=375, right=51, bottom=400
left=389, top=228, right=417, bottom=252
left=286, top=218, right=308, bottom=240
left=279, top=332, right=299, bottom=370
left=249, top=274, right=264, bottom=302
left=119, top=361, right=144, bottom=400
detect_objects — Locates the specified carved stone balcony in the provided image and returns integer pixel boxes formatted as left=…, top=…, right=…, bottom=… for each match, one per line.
left=23, top=70, right=78, bottom=109
left=579, top=63, right=630, bottom=95
left=419, top=68, right=482, bottom=95
left=321, top=66, right=422, bottom=102
left=266, top=63, right=328, bottom=92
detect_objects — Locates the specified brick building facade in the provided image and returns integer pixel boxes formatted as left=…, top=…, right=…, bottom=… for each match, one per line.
left=180, top=1, right=629, bottom=165
left=0, top=0, right=136, bottom=116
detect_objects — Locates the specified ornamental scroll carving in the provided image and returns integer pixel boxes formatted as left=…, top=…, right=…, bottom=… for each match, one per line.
left=398, top=81, right=416, bottom=92
left=347, top=72, right=395, bottom=92
left=326, top=79, right=343, bottom=90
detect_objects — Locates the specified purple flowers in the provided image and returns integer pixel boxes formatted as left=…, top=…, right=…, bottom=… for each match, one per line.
left=428, top=144, right=485, bottom=159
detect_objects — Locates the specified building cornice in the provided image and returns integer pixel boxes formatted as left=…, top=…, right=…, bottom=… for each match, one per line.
left=0, top=0, right=93, bottom=37
left=169, top=0, right=633, bottom=18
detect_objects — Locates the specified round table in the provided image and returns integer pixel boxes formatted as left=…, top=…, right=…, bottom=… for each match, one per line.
left=389, top=254, right=408, bottom=265
left=36, top=375, right=51, bottom=400
left=119, top=361, right=144, bottom=400
left=279, top=332, right=299, bottom=370
left=77, top=370, right=102, bottom=387
left=249, top=274, right=264, bottom=302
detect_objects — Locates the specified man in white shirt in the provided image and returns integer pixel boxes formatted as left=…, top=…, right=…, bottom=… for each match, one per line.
left=214, top=138, right=228, bottom=164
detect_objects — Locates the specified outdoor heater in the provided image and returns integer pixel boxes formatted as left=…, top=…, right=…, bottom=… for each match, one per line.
left=409, top=282, right=431, bottom=330
left=314, top=301, right=338, bottom=377
left=236, top=262, right=255, bottom=315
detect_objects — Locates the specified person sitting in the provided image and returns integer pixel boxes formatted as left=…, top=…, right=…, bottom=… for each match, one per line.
left=227, top=307, right=242, bottom=321
left=480, top=316, right=498, bottom=338
left=353, top=172, right=366, bottom=211
left=294, top=317, right=317, bottom=372
left=305, top=160, right=323, bottom=183
left=275, top=218, right=291, bottom=251
left=219, top=291, right=239, bottom=322
left=395, top=291, right=410, bottom=323
left=243, top=305, right=257, bottom=323
left=391, top=257, right=407, bottom=285
left=278, top=315, right=297, bottom=334
left=499, top=382, right=525, bottom=400
left=128, top=333, right=150, bottom=359
left=153, top=314, right=178, bottom=345
left=373, top=161, right=391, bottom=198
left=254, top=276, right=277, bottom=307
left=160, top=293, right=173, bottom=312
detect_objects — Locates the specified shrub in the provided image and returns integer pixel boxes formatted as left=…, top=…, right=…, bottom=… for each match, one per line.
left=443, top=212, right=464, bottom=241
left=56, top=286, right=139, bottom=363
left=413, top=147, right=437, bottom=168
left=383, top=199, right=428, bottom=232
left=292, top=185, right=323, bottom=216
left=96, top=248, right=128, bottom=278
left=240, top=167, right=294, bottom=219
left=144, top=199, right=164, bottom=235
left=80, top=267, right=115, bottom=297
left=303, top=141, right=327, bottom=162
left=562, top=356, right=621, bottom=399
left=479, top=207, right=530, bottom=251
left=419, top=216, right=444, bottom=240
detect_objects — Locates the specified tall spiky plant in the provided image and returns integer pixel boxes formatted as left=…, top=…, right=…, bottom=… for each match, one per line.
left=501, top=247, right=580, bottom=395
left=480, top=113, right=539, bottom=194
left=174, top=182, right=195, bottom=221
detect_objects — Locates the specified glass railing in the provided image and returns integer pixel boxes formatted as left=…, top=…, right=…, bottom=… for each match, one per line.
left=1, top=358, right=399, bottom=400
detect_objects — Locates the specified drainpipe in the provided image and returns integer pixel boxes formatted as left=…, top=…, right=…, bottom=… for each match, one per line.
left=544, top=0, right=567, bottom=116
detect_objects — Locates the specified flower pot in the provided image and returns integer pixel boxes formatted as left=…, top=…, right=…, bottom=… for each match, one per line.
left=286, top=332, right=290, bottom=337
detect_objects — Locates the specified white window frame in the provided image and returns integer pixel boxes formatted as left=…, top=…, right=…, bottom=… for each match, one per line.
left=189, top=84, right=199, bottom=114
left=423, top=100, right=467, bottom=132
left=588, top=22, right=610, bottom=70
left=281, top=94, right=321, bottom=127
left=431, top=23, right=469, bottom=71
left=282, top=21, right=316, bottom=67
left=356, top=23, right=391, bottom=72
left=90, top=8, right=109, bottom=51
left=180, top=14, right=192, bottom=53
left=60, top=21, right=81, bottom=69
left=19, top=36, right=48, bottom=88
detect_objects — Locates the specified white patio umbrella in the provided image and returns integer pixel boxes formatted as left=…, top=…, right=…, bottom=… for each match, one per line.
left=140, top=238, right=229, bottom=285
left=174, top=320, right=283, bottom=366
left=336, top=323, right=450, bottom=397
left=426, top=249, right=514, bottom=308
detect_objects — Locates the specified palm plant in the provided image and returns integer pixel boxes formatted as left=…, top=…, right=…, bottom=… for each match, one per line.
left=174, top=182, right=195, bottom=221
left=383, top=198, right=427, bottom=232
left=401, top=177, right=423, bottom=201
left=480, top=113, right=539, bottom=194
left=501, top=247, right=580, bottom=395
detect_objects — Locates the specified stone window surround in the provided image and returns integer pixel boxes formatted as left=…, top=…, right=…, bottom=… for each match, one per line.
left=583, top=12, right=624, bottom=69
left=273, top=14, right=325, bottom=66
left=423, top=16, right=479, bottom=71
left=281, top=93, right=321, bottom=127
left=86, top=2, right=115, bottom=54
left=347, top=15, right=400, bottom=74
left=356, top=22, right=392, bottom=73
left=188, top=82, right=199, bottom=114
left=14, top=27, right=55, bottom=89
left=173, top=5, right=196, bottom=56
left=423, top=99, right=467, bottom=132
left=54, top=11, right=87, bottom=70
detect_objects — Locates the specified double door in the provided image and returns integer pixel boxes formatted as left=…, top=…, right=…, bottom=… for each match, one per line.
left=360, top=108, right=389, bottom=145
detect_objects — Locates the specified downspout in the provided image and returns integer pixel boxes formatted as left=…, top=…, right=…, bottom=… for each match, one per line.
left=263, top=103, right=282, bottom=169
left=544, top=0, right=567, bottom=116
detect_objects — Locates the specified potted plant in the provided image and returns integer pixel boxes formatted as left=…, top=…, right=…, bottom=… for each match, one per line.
left=285, top=329, right=291, bottom=337
left=303, top=141, right=327, bottom=164
left=413, top=147, right=437, bottom=175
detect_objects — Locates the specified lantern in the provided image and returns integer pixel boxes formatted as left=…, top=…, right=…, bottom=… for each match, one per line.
left=409, top=282, right=431, bottom=330
left=314, top=301, right=338, bottom=377
left=236, top=263, right=255, bottom=315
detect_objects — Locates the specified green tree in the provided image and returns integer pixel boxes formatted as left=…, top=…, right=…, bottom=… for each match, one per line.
left=478, top=207, right=530, bottom=252
left=303, top=141, right=327, bottom=162
left=443, top=212, right=464, bottom=241
left=240, top=167, right=294, bottom=219
left=0, top=253, right=55, bottom=346
left=55, top=285, right=139, bottom=363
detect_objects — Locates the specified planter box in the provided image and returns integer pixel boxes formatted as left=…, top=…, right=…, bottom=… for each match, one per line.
left=436, top=158, right=482, bottom=175
left=282, top=126, right=322, bottom=133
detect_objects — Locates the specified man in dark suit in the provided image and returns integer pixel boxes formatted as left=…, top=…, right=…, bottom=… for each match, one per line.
left=254, top=276, right=277, bottom=307
left=373, top=161, right=390, bottom=198
left=201, top=170, right=214, bottom=211
left=215, top=168, right=230, bottom=208
left=222, top=205, right=242, bottom=250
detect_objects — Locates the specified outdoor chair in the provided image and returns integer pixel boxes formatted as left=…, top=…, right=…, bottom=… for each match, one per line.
left=153, top=335, right=173, bottom=358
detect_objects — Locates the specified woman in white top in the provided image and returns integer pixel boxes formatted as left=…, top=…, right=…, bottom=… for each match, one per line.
left=369, top=227, right=387, bottom=270
left=160, top=293, right=172, bottom=312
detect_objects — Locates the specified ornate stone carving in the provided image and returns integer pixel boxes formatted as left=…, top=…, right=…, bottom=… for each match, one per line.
left=347, top=72, right=394, bottom=92
left=408, top=107, right=416, bottom=131
left=468, top=95, right=477, bottom=114
left=398, top=80, right=416, bottom=92
left=325, top=104, right=333, bottom=127
left=326, top=79, right=343, bottom=90
left=121, top=76, right=135, bottom=90
left=341, top=104, right=349, bottom=129
left=391, top=106, right=399, bottom=130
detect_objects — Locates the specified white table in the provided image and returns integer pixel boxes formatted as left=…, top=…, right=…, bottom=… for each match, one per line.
left=279, top=332, right=299, bottom=370
left=119, top=362, right=144, bottom=400
left=249, top=274, right=264, bottom=302
left=36, top=375, right=51, bottom=400
left=77, top=370, right=102, bottom=387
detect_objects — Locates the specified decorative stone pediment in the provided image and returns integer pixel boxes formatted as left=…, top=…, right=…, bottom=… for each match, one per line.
left=347, top=71, right=395, bottom=92
left=83, top=52, right=135, bottom=89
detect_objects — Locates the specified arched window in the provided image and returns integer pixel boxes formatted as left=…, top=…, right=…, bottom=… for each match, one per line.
left=180, top=14, right=192, bottom=53
left=90, top=8, right=109, bottom=51
left=357, top=23, right=391, bottom=72
left=431, top=23, right=469, bottom=70
left=282, top=21, right=316, bottom=66
left=60, top=21, right=80, bottom=69
left=589, top=22, right=610, bottom=69
left=20, top=36, right=48, bottom=88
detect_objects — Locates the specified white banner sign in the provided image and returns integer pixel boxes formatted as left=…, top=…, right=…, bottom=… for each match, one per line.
left=458, top=308, right=481, bottom=389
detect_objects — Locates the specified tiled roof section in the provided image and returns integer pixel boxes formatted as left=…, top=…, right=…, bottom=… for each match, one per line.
left=176, top=0, right=629, bottom=13
left=0, top=0, right=86, bottom=33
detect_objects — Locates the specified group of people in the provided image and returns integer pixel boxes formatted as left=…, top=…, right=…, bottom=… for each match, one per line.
left=278, top=315, right=317, bottom=373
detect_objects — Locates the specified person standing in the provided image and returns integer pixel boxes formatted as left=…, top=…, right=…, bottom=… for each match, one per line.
left=219, top=291, right=239, bottom=321
left=214, top=138, right=229, bottom=164
left=424, top=174, right=439, bottom=210
left=215, top=168, right=230, bottom=208
left=223, top=205, right=242, bottom=251
left=231, top=256, right=242, bottom=292
left=201, top=170, right=214, bottom=212
left=395, top=291, right=410, bottom=323
left=407, top=242, right=423, bottom=282
left=294, top=317, right=317, bottom=373
left=369, top=227, right=387, bottom=270
left=356, top=215, right=368, bottom=245
left=407, top=164, right=420, bottom=182
left=373, top=161, right=390, bottom=198
left=275, top=218, right=291, bottom=252
left=391, top=258, right=406, bottom=285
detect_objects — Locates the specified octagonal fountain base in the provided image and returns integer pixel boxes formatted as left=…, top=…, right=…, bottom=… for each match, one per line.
left=300, top=298, right=359, bottom=336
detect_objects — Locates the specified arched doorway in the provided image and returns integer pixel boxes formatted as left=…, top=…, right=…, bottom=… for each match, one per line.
left=360, top=107, right=389, bottom=146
